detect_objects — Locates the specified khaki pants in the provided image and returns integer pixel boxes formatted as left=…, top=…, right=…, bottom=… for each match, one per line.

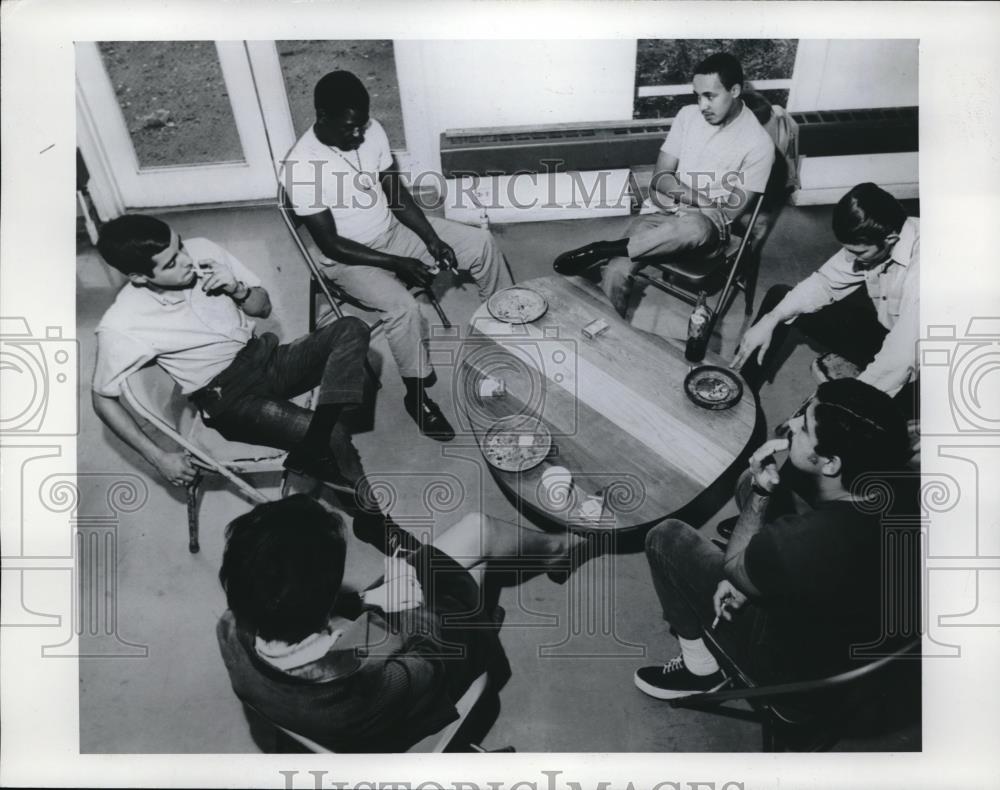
left=321, top=216, right=512, bottom=378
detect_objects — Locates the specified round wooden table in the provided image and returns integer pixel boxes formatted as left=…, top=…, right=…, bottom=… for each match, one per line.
left=456, top=275, right=760, bottom=532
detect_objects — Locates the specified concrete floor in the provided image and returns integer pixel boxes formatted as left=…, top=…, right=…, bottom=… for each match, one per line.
left=75, top=200, right=919, bottom=753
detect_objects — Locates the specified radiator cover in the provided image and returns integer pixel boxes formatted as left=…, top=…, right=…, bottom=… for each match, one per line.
left=439, top=107, right=918, bottom=176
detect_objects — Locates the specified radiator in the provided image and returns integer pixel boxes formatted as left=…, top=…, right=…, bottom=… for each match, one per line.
left=440, top=119, right=672, bottom=178
left=439, top=106, right=918, bottom=217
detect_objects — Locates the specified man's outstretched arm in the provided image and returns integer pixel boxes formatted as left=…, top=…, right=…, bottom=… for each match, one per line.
left=301, top=209, right=434, bottom=289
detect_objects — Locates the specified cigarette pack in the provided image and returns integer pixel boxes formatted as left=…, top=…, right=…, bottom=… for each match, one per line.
left=582, top=318, right=610, bottom=339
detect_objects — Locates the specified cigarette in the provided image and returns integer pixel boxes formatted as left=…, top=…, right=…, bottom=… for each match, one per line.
left=712, top=595, right=734, bottom=629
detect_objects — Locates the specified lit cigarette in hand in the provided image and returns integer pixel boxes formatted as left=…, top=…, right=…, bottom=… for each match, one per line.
left=712, top=594, right=734, bottom=629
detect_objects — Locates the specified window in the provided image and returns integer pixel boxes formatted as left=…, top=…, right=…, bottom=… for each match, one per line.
left=97, top=41, right=245, bottom=167
left=634, top=39, right=798, bottom=119
left=277, top=40, right=406, bottom=148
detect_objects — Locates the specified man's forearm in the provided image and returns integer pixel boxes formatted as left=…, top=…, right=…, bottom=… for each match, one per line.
left=650, top=171, right=714, bottom=209
left=92, top=392, right=164, bottom=469
left=387, top=181, right=436, bottom=244
left=724, top=489, right=769, bottom=573
left=316, top=234, right=406, bottom=272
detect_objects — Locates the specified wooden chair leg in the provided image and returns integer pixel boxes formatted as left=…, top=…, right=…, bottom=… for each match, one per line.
left=186, top=472, right=202, bottom=554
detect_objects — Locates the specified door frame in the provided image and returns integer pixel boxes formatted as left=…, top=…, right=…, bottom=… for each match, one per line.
left=75, top=41, right=280, bottom=211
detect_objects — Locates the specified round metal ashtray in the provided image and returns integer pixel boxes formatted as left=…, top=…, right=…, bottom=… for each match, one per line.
left=486, top=286, right=548, bottom=324
left=480, top=415, right=552, bottom=472
left=683, top=365, right=743, bottom=410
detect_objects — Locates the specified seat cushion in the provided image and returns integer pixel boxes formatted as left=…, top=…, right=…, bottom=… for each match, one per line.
left=647, top=234, right=745, bottom=289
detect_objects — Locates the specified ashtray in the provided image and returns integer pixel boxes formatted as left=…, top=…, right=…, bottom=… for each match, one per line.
left=487, top=287, right=548, bottom=324
left=683, top=365, right=743, bottom=410
left=481, top=415, right=552, bottom=472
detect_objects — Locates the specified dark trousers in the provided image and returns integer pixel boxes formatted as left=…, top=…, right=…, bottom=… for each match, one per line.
left=190, top=317, right=371, bottom=484
left=645, top=519, right=776, bottom=681
left=740, top=284, right=917, bottom=420
left=645, top=469, right=792, bottom=681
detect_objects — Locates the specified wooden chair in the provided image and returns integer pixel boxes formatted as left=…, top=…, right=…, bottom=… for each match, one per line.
left=119, top=364, right=353, bottom=553
left=258, top=671, right=493, bottom=753
left=670, top=633, right=920, bottom=752
left=277, top=183, right=452, bottom=331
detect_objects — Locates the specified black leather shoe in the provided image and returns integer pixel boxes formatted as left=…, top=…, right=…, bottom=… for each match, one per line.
left=547, top=532, right=604, bottom=584
left=353, top=512, right=423, bottom=555
left=404, top=394, right=455, bottom=441
left=283, top=451, right=355, bottom=490
left=716, top=515, right=738, bottom=541
left=553, top=243, right=611, bottom=275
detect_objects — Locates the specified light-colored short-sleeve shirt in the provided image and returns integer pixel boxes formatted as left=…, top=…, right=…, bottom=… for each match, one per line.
left=777, top=217, right=920, bottom=395
left=93, top=238, right=262, bottom=397
left=661, top=103, right=776, bottom=201
left=280, top=120, right=395, bottom=247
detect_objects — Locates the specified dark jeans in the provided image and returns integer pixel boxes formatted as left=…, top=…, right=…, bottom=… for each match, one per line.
left=645, top=519, right=776, bottom=683
left=189, top=317, right=371, bottom=484
left=740, top=284, right=918, bottom=420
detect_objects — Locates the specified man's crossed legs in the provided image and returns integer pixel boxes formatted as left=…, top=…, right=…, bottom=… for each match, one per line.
left=554, top=210, right=725, bottom=316
left=191, top=317, right=410, bottom=552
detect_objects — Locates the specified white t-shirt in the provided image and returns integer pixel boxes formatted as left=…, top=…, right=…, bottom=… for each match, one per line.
left=661, top=103, right=776, bottom=202
left=280, top=120, right=395, bottom=247
left=93, top=238, right=263, bottom=396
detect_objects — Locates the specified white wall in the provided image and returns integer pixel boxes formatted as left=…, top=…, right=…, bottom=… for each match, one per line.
left=395, top=40, right=638, bottom=175
left=786, top=40, right=919, bottom=204
left=788, top=39, right=919, bottom=112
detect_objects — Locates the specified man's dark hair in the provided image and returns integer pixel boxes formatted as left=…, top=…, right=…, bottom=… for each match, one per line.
left=832, top=182, right=908, bottom=245
left=219, top=494, right=347, bottom=644
left=813, top=378, right=909, bottom=487
left=693, top=53, right=744, bottom=90
left=314, top=70, right=370, bottom=117
left=96, top=214, right=172, bottom=277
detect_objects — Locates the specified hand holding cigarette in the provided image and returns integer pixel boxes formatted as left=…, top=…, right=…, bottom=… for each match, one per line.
left=711, top=580, right=747, bottom=629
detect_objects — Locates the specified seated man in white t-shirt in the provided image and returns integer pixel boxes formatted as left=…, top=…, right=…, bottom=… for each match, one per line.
left=553, top=53, right=775, bottom=317
left=280, top=71, right=514, bottom=442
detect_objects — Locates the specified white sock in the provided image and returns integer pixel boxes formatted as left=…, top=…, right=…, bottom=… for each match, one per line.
left=678, top=636, right=720, bottom=676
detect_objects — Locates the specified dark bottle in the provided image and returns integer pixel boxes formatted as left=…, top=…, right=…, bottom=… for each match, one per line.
left=685, top=292, right=712, bottom=363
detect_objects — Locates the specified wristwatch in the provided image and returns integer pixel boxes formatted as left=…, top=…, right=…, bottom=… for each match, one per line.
left=231, top=281, right=251, bottom=305
left=751, top=482, right=773, bottom=498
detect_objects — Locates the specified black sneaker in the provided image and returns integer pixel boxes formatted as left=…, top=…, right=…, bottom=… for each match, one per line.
left=633, top=656, right=726, bottom=700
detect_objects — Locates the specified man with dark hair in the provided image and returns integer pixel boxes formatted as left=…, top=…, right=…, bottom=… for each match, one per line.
left=552, top=52, right=775, bottom=317
left=216, top=495, right=582, bottom=751
left=91, top=214, right=402, bottom=551
left=634, top=379, right=911, bottom=700
left=733, top=182, right=919, bottom=403
left=280, top=70, right=514, bottom=442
